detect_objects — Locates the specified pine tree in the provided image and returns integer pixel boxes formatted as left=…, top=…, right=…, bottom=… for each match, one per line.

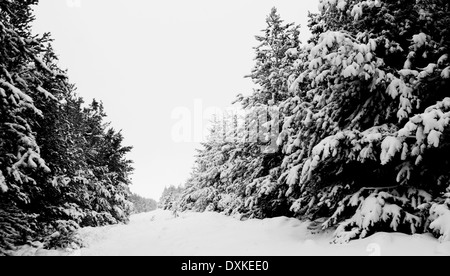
left=241, top=7, right=301, bottom=107
left=129, top=193, right=157, bottom=214
left=1, top=1, right=135, bottom=252
left=0, top=0, right=64, bottom=251
left=159, top=185, right=184, bottom=211
left=179, top=1, right=450, bottom=243
left=278, top=0, right=450, bottom=242
left=179, top=9, right=302, bottom=219
left=234, top=8, right=301, bottom=218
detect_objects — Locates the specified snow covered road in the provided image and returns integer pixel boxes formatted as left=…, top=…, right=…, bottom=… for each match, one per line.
left=10, top=209, right=450, bottom=256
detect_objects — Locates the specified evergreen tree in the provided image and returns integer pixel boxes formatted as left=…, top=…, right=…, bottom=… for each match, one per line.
left=240, top=7, right=301, bottom=107
left=232, top=8, right=301, bottom=218
left=1, top=1, right=135, bottom=253
left=129, top=193, right=157, bottom=214
left=159, top=185, right=184, bottom=211
left=0, top=0, right=63, bottom=252
left=179, top=1, right=450, bottom=243
left=278, top=0, right=450, bottom=242
left=178, top=9, right=302, bottom=219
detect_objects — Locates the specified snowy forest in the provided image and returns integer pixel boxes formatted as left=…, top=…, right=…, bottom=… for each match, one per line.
left=0, top=0, right=140, bottom=253
left=1, top=0, right=450, bottom=256
left=161, top=0, right=450, bottom=244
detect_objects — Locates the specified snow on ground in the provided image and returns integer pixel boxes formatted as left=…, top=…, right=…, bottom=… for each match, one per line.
left=9, top=209, right=450, bottom=256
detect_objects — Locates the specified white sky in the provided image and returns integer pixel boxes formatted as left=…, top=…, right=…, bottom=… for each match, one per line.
left=32, top=0, right=319, bottom=200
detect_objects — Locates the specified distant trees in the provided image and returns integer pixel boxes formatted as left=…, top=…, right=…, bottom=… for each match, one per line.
left=175, top=2, right=450, bottom=243
left=129, top=193, right=157, bottom=214
left=1, top=1, right=134, bottom=253
left=159, top=185, right=184, bottom=210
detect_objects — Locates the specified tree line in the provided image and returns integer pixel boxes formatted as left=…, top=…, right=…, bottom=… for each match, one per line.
left=0, top=0, right=142, bottom=253
left=163, top=1, right=450, bottom=243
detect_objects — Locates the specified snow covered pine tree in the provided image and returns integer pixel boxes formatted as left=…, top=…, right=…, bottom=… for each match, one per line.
left=0, top=0, right=61, bottom=252
left=281, top=0, right=450, bottom=242
left=178, top=1, right=450, bottom=243
left=178, top=8, right=302, bottom=218
left=1, top=1, right=134, bottom=254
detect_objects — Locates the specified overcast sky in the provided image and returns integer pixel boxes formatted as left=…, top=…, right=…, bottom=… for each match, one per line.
left=32, top=0, right=319, bottom=200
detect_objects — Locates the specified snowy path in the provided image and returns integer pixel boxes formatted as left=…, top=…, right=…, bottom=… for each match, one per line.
left=11, top=210, right=450, bottom=256
left=78, top=210, right=449, bottom=256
